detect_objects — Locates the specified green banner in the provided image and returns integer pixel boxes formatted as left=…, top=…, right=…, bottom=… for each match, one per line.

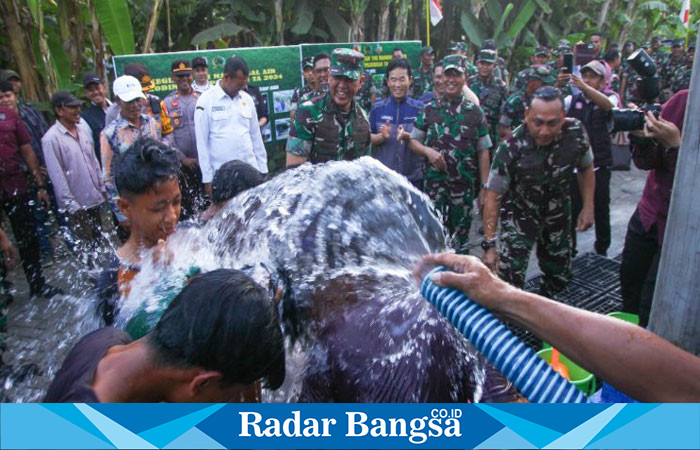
left=112, top=41, right=421, bottom=146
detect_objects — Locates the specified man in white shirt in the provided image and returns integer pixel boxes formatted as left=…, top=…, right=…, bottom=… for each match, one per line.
left=195, top=56, right=268, bottom=196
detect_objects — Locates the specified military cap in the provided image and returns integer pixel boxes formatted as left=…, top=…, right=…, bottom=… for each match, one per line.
left=477, top=49, right=497, bottom=63
left=482, top=39, right=497, bottom=50
left=420, top=46, right=434, bottom=55
left=527, top=65, right=556, bottom=84
left=0, top=69, right=20, bottom=81
left=171, top=59, right=192, bottom=75
left=651, top=36, right=662, bottom=44
left=457, top=42, right=469, bottom=52
left=330, top=48, right=365, bottom=80
left=124, top=62, right=155, bottom=91
left=672, top=39, right=683, bottom=48
left=447, top=41, right=459, bottom=51
left=641, top=41, right=650, bottom=48
left=688, top=43, right=696, bottom=51
left=534, top=46, right=548, bottom=56
left=192, top=57, right=208, bottom=68
left=557, top=39, right=572, bottom=50
left=302, top=56, right=314, bottom=70
left=442, top=54, right=466, bottom=73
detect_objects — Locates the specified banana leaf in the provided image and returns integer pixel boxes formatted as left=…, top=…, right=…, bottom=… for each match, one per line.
left=506, top=0, right=536, bottom=40
left=291, top=1, right=314, bottom=35
left=322, top=7, right=350, bottom=42
left=190, top=22, right=247, bottom=45
left=460, top=9, right=485, bottom=46
left=493, top=3, right=514, bottom=40
left=94, top=0, right=135, bottom=55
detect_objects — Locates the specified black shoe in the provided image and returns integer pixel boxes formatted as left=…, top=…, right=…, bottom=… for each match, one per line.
left=29, top=284, right=64, bottom=299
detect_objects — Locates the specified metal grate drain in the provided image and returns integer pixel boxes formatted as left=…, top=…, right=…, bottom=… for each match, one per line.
left=513, top=253, right=623, bottom=350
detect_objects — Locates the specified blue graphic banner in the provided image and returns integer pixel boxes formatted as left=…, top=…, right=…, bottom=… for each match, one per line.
left=2, top=403, right=699, bottom=449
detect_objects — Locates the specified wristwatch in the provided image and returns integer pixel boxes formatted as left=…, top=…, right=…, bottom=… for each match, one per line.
left=481, top=238, right=497, bottom=251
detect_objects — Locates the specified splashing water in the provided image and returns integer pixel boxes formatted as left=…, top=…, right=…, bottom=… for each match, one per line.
left=11, top=157, right=500, bottom=402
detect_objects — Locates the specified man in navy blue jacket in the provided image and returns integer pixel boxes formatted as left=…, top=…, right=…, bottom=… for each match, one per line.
left=369, top=59, right=425, bottom=189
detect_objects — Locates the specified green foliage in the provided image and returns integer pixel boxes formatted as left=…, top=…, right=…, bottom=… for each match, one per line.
left=191, top=22, right=247, bottom=46
left=94, top=0, right=135, bottom=55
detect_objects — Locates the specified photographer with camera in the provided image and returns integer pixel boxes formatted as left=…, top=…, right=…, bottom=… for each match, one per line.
left=620, top=89, right=686, bottom=328
left=561, top=60, right=618, bottom=256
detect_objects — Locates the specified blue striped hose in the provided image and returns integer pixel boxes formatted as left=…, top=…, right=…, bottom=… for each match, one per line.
left=421, top=267, right=587, bottom=403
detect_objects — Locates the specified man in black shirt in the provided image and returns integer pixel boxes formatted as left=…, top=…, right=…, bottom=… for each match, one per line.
left=81, top=73, right=112, bottom=163
left=45, top=269, right=285, bottom=402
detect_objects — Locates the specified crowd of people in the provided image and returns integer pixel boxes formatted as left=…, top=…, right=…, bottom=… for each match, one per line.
left=0, top=29, right=697, bottom=403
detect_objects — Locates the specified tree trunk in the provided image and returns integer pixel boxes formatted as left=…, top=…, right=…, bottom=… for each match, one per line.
left=393, top=0, right=409, bottom=40
left=88, top=0, right=107, bottom=95
left=598, top=0, right=614, bottom=34
left=350, top=13, right=365, bottom=41
left=142, top=0, right=164, bottom=53
left=57, top=0, right=84, bottom=77
left=412, top=0, right=422, bottom=41
left=37, top=2, right=58, bottom=97
left=617, top=0, right=637, bottom=46
left=532, top=10, right=546, bottom=43
left=0, top=0, right=44, bottom=100
left=274, top=0, right=284, bottom=45
left=648, top=32, right=700, bottom=356
left=378, top=0, right=391, bottom=41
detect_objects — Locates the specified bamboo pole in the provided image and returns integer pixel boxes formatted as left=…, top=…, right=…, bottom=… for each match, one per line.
left=425, top=0, right=430, bottom=47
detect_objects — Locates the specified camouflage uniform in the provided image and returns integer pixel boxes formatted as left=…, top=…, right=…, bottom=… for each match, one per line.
left=500, top=66, right=556, bottom=131
left=468, top=51, right=507, bottom=149
left=291, top=84, right=315, bottom=113
left=355, top=71, right=376, bottom=112
left=410, top=56, right=493, bottom=253
left=413, top=65, right=434, bottom=99
left=286, top=49, right=371, bottom=164
left=660, top=54, right=685, bottom=89
left=670, top=65, right=692, bottom=93
left=486, top=118, right=594, bottom=295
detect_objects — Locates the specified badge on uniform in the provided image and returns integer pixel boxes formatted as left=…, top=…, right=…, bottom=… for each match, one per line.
left=172, top=101, right=179, bottom=107
left=174, top=118, right=181, bottom=126
left=241, top=101, right=247, bottom=108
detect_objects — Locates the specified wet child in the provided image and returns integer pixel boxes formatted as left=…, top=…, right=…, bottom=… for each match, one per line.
left=46, top=269, right=285, bottom=402
left=95, top=137, right=181, bottom=324
left=199, top=160, right=265, bottom=222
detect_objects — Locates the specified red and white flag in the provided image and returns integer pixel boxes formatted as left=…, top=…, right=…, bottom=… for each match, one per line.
left=430, top=0, right=443, bottom=25
left=680, top=0, right=691, bottom=28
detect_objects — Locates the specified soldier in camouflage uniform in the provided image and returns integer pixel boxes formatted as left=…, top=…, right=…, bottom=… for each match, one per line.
left=355, top=70, right=376, bottom=112
left=619, top=41, right=636, bottom=104
left=290, top=57, right=317, bottom=117
left=482, top=87, right=595, bottom=296
left=648, top=36, right=669, bottom=72
left=409, top=55, right=493, bottom=254
left=499, top=65, right=556, bottom=139
left=447, top=42, right=478, bottom=77
left=468, top=50, right=507, bottom=151
left=413, top=46, right=435, bottom=98
left=298, top=53, right=332, bottom=105
left=510, top=46, right=549, bottom=94
left=670, top=44, right=694, bottom=93
left=286, top=49, right=371, bottom=166
left=660, top=40, right=685, bottom=90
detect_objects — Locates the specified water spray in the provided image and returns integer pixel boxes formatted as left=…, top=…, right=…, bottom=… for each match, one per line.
left=421, top=267, right=587, bottom=403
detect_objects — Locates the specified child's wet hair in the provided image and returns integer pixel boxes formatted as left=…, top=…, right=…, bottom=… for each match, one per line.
left=115, top=137, right=181, bottom=198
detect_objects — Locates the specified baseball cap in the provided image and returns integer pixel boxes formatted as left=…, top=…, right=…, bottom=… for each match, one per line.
left=477, top=49, right=497, bottom=63
left=171, top=59, right=192, bottom=75
left=302, top=57, right=314, bottom=70
left=124, top=63, right=155, bottom=91
left=0, top=70, right=20, bottom=81
left=580, top=60, right=607, bottom=78
left=442, top=54, right=466, bottom=73
left=534, top=46, right=548, bottom=56
left=82, top=73, right=102, bottom=88
left=329, top=48, right=365, bottom=80
left=113, top=75, right=147, bottom=102
left=420, top=46, right=434, bottom=55
left=51, top=91, right=82, bottom=109
left=192, top=57, right=208, bottom=68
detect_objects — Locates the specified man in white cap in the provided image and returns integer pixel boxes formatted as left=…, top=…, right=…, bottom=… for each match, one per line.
left=100, top=75, right=162, bottom=240
left=562, top=59, right=617, bottom=257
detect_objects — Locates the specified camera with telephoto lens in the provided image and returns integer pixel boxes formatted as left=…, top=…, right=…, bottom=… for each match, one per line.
left=611, top=49, right=662, bottom=132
